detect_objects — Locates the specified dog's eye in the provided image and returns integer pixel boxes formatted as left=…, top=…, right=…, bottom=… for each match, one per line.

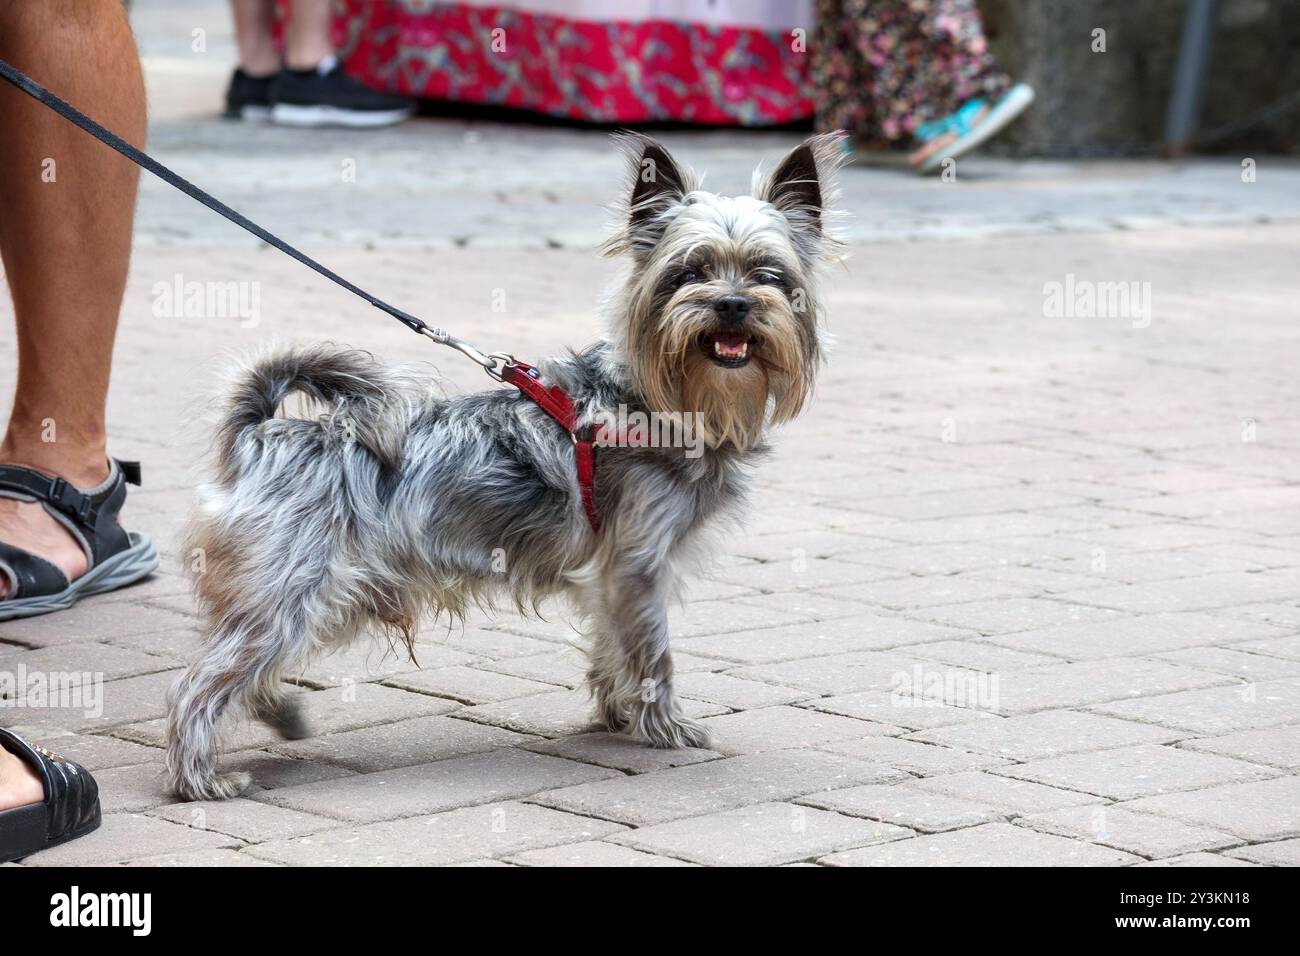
left=675, top=270, right=700, bottom=287
left=754, top=271, right=782, bottom=286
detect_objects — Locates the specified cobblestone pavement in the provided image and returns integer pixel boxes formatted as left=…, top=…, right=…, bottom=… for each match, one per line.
left=1, top=3, right=1298, bottom=867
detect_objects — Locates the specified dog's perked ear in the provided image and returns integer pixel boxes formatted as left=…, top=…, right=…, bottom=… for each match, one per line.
left=755, top=131, right=847, bottom=263
left=604, top=132, right=699, bottom=258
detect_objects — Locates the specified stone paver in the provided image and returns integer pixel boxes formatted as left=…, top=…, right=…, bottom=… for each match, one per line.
left=800, top=783, right=1005, bottom=833
left=985, top=612, right=1291, bottom=660
left=1180, top=725, right=1300, bottom=770
left=819, top=736, right=1011, bottom=776
left=1151, top=646, right=1300, bottom=680
left=906, top=639, right=1060, bottom=672
left=109, top=681, right=460, bottom=750
left=32, top=732, right=162, bottom=771
left=21, top=813, right=237, bottom=866
left=997, top=744, right=1277, bottom=800
left=1234, top=633, right=1300, bottom=660
left=506, top=841, right=698, bottom=867
left=383, top=665, right=563, bottom=704
left=820, top=823, right=1138, bottom=867
left=422, top=627, right=558, bottom=660
left=677, top=615, right=968, bottom=664
left=148, top=799, right=341, bottom=843
left=291, top=641, right=448, bottom=688
left=530, top=750, right=907, bottom=827
left=7, top=669, right=181, bottom=735
left=673, top=672, right=812, bottom=709
left=611, top=802, right=911, bottom=866
left=824, top=573, right=1037, bottom=611
left=1017, top=805, right=1239, bottom=859
left=475, top=650, right=588, bottom=688
left=0, top=603, right=194, bottom=648
left=524, top=732, right=723, bottom=773
left=909, top=710, right=1182, bottom=760
left=731, top=650, right=986, bottom=697
left=1091, top=678, right=1300, bottom=734
left=982, top=659, right=1232, bottom=715
left=1134, top=853, right=1258, bottom=867
left=268, top=714, right=535, bottom=772
left=259, top=749, right=621, bottom=824
left=0, top=641, right=180, bottom=680
left=1119, top=776, right=1300, bottom=842
left=245, top=801, right=627, bottom=867
left=1065, top=572, right=1300, bottom=615
left=4, top=3, right=1297, bottom=866
left=710, top=558, right=897, bottom=594
left=908, top=772, right=1104, bottom=815
left=699, top=706, right=890, bottom=755
left=220, top=752, right=358, bottom=791
left=123, top=849, right=281, bottom=866
left=911, top=598, right=1126, bottom=635
left=1223, top=839, right=1300, bottom=866
left=807, top=690, right=992, bottom=732
left=455, top=688, right=725, bottom=737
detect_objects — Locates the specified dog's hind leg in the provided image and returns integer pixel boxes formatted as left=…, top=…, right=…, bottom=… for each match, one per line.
left=165, top=620, right=280, bottom=800
left=165, top=580, right=356, bottom=800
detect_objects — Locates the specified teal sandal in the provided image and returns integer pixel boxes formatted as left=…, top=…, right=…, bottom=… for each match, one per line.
left=916, top=83, right=1035, bottom=174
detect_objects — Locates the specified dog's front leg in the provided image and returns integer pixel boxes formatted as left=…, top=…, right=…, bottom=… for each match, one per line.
left=589, top=569, right=711, bottom=750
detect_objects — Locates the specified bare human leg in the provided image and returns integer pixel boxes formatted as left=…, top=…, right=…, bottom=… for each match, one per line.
left=285, top=0, right=334, bottom=70
left=230, top=0, right=280, bottom=76
left=0, top=0, right=144, bottom=606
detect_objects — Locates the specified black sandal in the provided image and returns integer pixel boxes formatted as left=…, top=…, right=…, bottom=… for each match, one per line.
left=0, top=458, right=159, bottom=621
left=0, top=728, right=101, bottom=862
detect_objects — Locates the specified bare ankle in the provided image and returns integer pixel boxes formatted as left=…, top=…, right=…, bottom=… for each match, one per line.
left=0, top=433, right=110, bottom=488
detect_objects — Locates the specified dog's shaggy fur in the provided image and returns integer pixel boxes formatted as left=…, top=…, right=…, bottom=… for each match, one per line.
left=165, top=132, right=845, bottom=799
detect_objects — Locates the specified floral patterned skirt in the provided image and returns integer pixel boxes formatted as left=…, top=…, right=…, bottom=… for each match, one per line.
left=813, top=0, right=1010, bottom=147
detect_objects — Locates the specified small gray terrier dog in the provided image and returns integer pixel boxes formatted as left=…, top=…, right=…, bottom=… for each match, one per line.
left=166, top=132, right=845, bottom=799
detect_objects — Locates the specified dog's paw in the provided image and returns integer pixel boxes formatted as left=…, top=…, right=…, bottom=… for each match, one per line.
left=210, top=771, right=254, bottom=799
left=172, top=770, right=253, bottom=802
left=637, top=711, right=712, bottom=750
left=269, top=707, right=311, bottom=741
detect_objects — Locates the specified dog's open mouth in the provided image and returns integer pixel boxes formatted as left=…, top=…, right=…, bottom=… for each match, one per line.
left=701, top=330, right=755, bottom=368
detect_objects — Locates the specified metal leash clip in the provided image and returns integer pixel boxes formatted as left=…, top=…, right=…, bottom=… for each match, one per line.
left=420, top=328, right=506, bottom=377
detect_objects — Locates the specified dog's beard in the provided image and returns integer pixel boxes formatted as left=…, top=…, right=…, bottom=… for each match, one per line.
left=624, top=281, right=816, bottom=451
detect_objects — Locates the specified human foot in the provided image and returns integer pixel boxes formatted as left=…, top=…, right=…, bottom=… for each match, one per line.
left=910, top=84, right=1036, bottom=174
left=0, top=451, right=107, bottom=600
left=0, top=730, right=102, bottom=862
left=909, top=104, right=987, bottom=167
left=0, top=739, right=44, bottom=812
left=0, top=455, right=157, bottom=617
left=0, top=497, right=90, bottom=599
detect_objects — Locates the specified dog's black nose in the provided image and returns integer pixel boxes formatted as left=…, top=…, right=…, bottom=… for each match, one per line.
left=714, top=296, right=751, bottom=324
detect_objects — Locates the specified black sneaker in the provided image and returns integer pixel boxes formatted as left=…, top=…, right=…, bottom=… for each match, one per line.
left=272, top=57, right=414, bottom=129
left=224, top=67, right=277, bottom=121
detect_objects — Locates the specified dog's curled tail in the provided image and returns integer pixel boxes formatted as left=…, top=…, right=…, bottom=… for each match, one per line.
left=215, top=343, right=412, bottom=482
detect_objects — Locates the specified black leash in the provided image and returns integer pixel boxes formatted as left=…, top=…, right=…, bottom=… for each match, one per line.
left=0, top=55, right=492, bottom=358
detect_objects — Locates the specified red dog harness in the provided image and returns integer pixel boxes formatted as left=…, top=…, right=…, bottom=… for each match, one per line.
left=499, top=360, right=601, bottom=534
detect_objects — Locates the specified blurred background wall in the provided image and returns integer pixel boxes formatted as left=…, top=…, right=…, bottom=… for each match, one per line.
left=982, top=0, right=1300, bottom=156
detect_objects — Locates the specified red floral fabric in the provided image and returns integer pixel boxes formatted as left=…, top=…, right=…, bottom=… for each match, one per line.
left=330, top=2, right=815, bottom=126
